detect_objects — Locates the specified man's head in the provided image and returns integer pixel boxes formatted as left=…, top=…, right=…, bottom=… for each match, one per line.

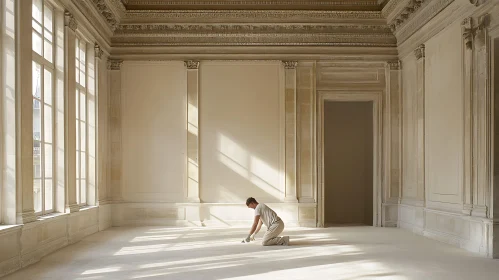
left=246, top=197, right=258, bottom=209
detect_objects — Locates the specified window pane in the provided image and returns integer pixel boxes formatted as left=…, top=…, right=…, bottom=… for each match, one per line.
left=44, top=105, right=52, bottom=143
left=45, top=179, right=53, bottom=212
left=44, top=143, right=52, bottom=178
left=33, top=137, right=41, bottom=179
left=32, top=31, right=42, bottom=55
left=44, top=39, right=53, bottom=63
left=76, top=151, right=80, bottom=179
left=81, top=151, right=86, bottom=179
left=80, top=121, right=86, bottom=152
left=32, top=0, right=42, bottom=23
left=43, top=5, right=52, bottom=32
left=81, top=179, right=86, bottom=205
left=80, top=92, right=86, bottom=122
left=32, top=62, right=42, bottom=98
left=43, top=69, right=52, bottom=105
left=32, top=20, right=42, bottom=33
left=34, top=179, right=42, bottom=213
left=76, top=119, right=80, bottom=151
left=76, top=179, right=80, bottom=204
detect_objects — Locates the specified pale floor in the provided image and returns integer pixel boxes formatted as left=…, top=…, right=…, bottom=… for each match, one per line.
left=3, top=226, right=499, bottom=280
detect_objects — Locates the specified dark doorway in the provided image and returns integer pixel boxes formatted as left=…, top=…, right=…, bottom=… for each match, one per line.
left=324, top=101, right=374, bottom=226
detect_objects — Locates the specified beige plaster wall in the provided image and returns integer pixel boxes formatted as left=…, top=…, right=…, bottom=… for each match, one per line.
left=324, top=101, right=373, bottom=225
left=424, top=21, right=464, bottom=207
left=121, top=62, right=187, bottom=203
left=199, top=61, right=284, bottom=203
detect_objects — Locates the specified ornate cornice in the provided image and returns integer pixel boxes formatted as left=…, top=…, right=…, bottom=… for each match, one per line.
left=469, top=0, right=486, bottom=6
left=393, top=0, right=455, bottom=45
left=115, top=24, right=392, bottom=34
left=123, top=10, right=384, bottom=22
left=386, top=60, right=400, bottom=70
left=107, top=59, right=123, bottom=70
left=184, top=60, right=200, bottom=69
left=282, top=61, right=298, bottom=69
left=124, top=0, right=380, bottom=10
left=89, top=0, right=121, bottom=30
left=389, top=0, right=428, bottom=32
left=64, top=11, right=78, bottom=31
left=414, top=44, right=425, bottom=59
left=95, top=44, right=104, bottom=59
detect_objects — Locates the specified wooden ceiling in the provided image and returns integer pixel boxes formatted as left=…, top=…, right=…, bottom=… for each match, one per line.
left=122, top=0, right=384, bottom=11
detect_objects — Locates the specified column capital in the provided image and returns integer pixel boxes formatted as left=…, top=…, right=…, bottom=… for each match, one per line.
left=386, top=60, right=401, bottom=70
left=414, top=44, right=425, bottom=60
left=95, top=44, right=104, bottom=60
left=107, top=59, right=123, bottom=70
left=282, top=61, right=298, bottom=69
left=64, top=11, right=77, bottom=32
left=184, top=60, right=200, bottom=69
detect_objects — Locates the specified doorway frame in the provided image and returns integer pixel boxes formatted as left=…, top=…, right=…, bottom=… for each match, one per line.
left=317, top=91, right=383, bottom=227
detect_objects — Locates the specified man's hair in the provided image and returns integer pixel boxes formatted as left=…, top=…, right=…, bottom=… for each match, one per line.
left=246, top=197, right=257, bottom=206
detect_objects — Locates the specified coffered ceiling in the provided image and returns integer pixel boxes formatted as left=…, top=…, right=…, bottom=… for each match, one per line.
left=121, top=0, right=384, bottom=11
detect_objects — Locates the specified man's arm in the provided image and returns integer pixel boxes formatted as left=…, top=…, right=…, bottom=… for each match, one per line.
left=245, top=215, right=260, bottom=242
left=251, top=219, right=263, bottom=240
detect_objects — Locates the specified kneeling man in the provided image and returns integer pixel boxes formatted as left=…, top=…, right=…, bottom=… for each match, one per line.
left=244, top=197, right=289, bottom=246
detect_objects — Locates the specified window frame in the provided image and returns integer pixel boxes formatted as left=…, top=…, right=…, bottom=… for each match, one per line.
left=32, top=0, right=56, bottom=216
left=75, top=36, right=88, bottom=206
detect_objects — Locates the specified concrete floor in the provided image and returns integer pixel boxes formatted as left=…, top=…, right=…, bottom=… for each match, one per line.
left=3, top=226, right=499, bottom=280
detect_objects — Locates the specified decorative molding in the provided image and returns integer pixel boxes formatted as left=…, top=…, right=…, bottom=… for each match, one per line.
left=282, top=61, right=298, bottom=69
left=107, top=59, right=123, bottom=70
left=394, top=0, right=455, bottom=45
left=115, top=24, right=392, bottom=33
left=64, top=11, right=78, bottom=31
left=90, top=0, right=120, bottom=30
left=469, top=0, right=486, bottom=6
left=414, top=44, right=425, bottom=59
left=462, top=14, right=490, bottom=50
left=124, top=10, right=384, bottom=21
left=386, top=60, right=400, bottom=70
left=95, top=44, right=104, bottom=59
left=184, top=60, right=200, bottom=69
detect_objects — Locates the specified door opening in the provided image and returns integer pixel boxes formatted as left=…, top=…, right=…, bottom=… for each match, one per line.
left=323, top=101, right=374, bottom=226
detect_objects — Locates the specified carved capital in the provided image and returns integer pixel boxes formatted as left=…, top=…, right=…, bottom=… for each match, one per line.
left=64, top=11, right=77, bottom=32
left=95, top=44, right=104, bottom=59
left=386, top=60, right=401, bottom=70
left=107, top=59, right=123, bottom=70
left=414, top=44, right=425, bottom=60
left=462, top=15, right=490, bottom=50
left=184, top=60, right=200, bottom=69
left=282, top=61, right=298, bottom=69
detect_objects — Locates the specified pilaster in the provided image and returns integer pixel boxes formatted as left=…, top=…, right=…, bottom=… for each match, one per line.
left=385, top=60, right=402, bottom=203
left=283, top=61, right=298, bottom=202
left=108, top=59, right=123, bottom=202
left=414, top=44, right=425, bottom=204
left=95, top=44, right=109, bottom=205
left=16, top=0, right=36, bottom=223
left=64, top=11, right=79, bottom=213
left=185, top=60, right=200, bottom=203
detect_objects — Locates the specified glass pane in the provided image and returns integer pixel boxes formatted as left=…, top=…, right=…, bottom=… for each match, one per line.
left=32, top=20, right=42, bottom=33
left=44, top=144, right=52, bottom=178
left=33, top=138, right=41, bottom=179
left=80, top=70, right=85, bottom=86
left=81, top=151, right=86, bottom=179
left=44, top=105, right=52, bottom=143
left=43, top=5, right=53, bottom=32
left=80, top=92, right=86, bottom=122
left=44, top=39, right=53, bottom=63
left=76, top=179, right=80, bottom=204
left=81, top=179, right=86, bottom=205
left=43, top=69, right=52, bottom=105
left=76, top=151, right=80, bottom=179
left=34, top=179, right=42, bottom=213
left=32, top=31, right=42, bottom=55
left=32, top=0, right=42, bottom=23
left=32, top=62, right=42, bottom=98
left=80, top=121, right=86, bottom=152
left=76, top=119, right=80, bottom=151
left=45, top=179, right=53, bottom=212
left=75, top=64, right=79, bottom=84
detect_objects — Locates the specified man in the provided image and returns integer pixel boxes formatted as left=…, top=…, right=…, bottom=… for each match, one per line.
left=244, top=197, right=289, bottom=246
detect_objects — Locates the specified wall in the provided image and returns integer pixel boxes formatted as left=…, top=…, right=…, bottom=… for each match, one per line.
left=324, top=101, right=373, bottom=225
left=397, top=0, right=498, bottom=257
left=111, top=61, right=317, bottom=227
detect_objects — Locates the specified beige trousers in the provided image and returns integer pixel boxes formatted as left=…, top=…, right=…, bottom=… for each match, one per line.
left=262, top=220, right=285, bottom=246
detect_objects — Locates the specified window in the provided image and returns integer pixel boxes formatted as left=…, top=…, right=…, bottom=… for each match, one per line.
left=75, top=38, right=87, bottom=205
left=32, top=0, right=55, bottom=215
